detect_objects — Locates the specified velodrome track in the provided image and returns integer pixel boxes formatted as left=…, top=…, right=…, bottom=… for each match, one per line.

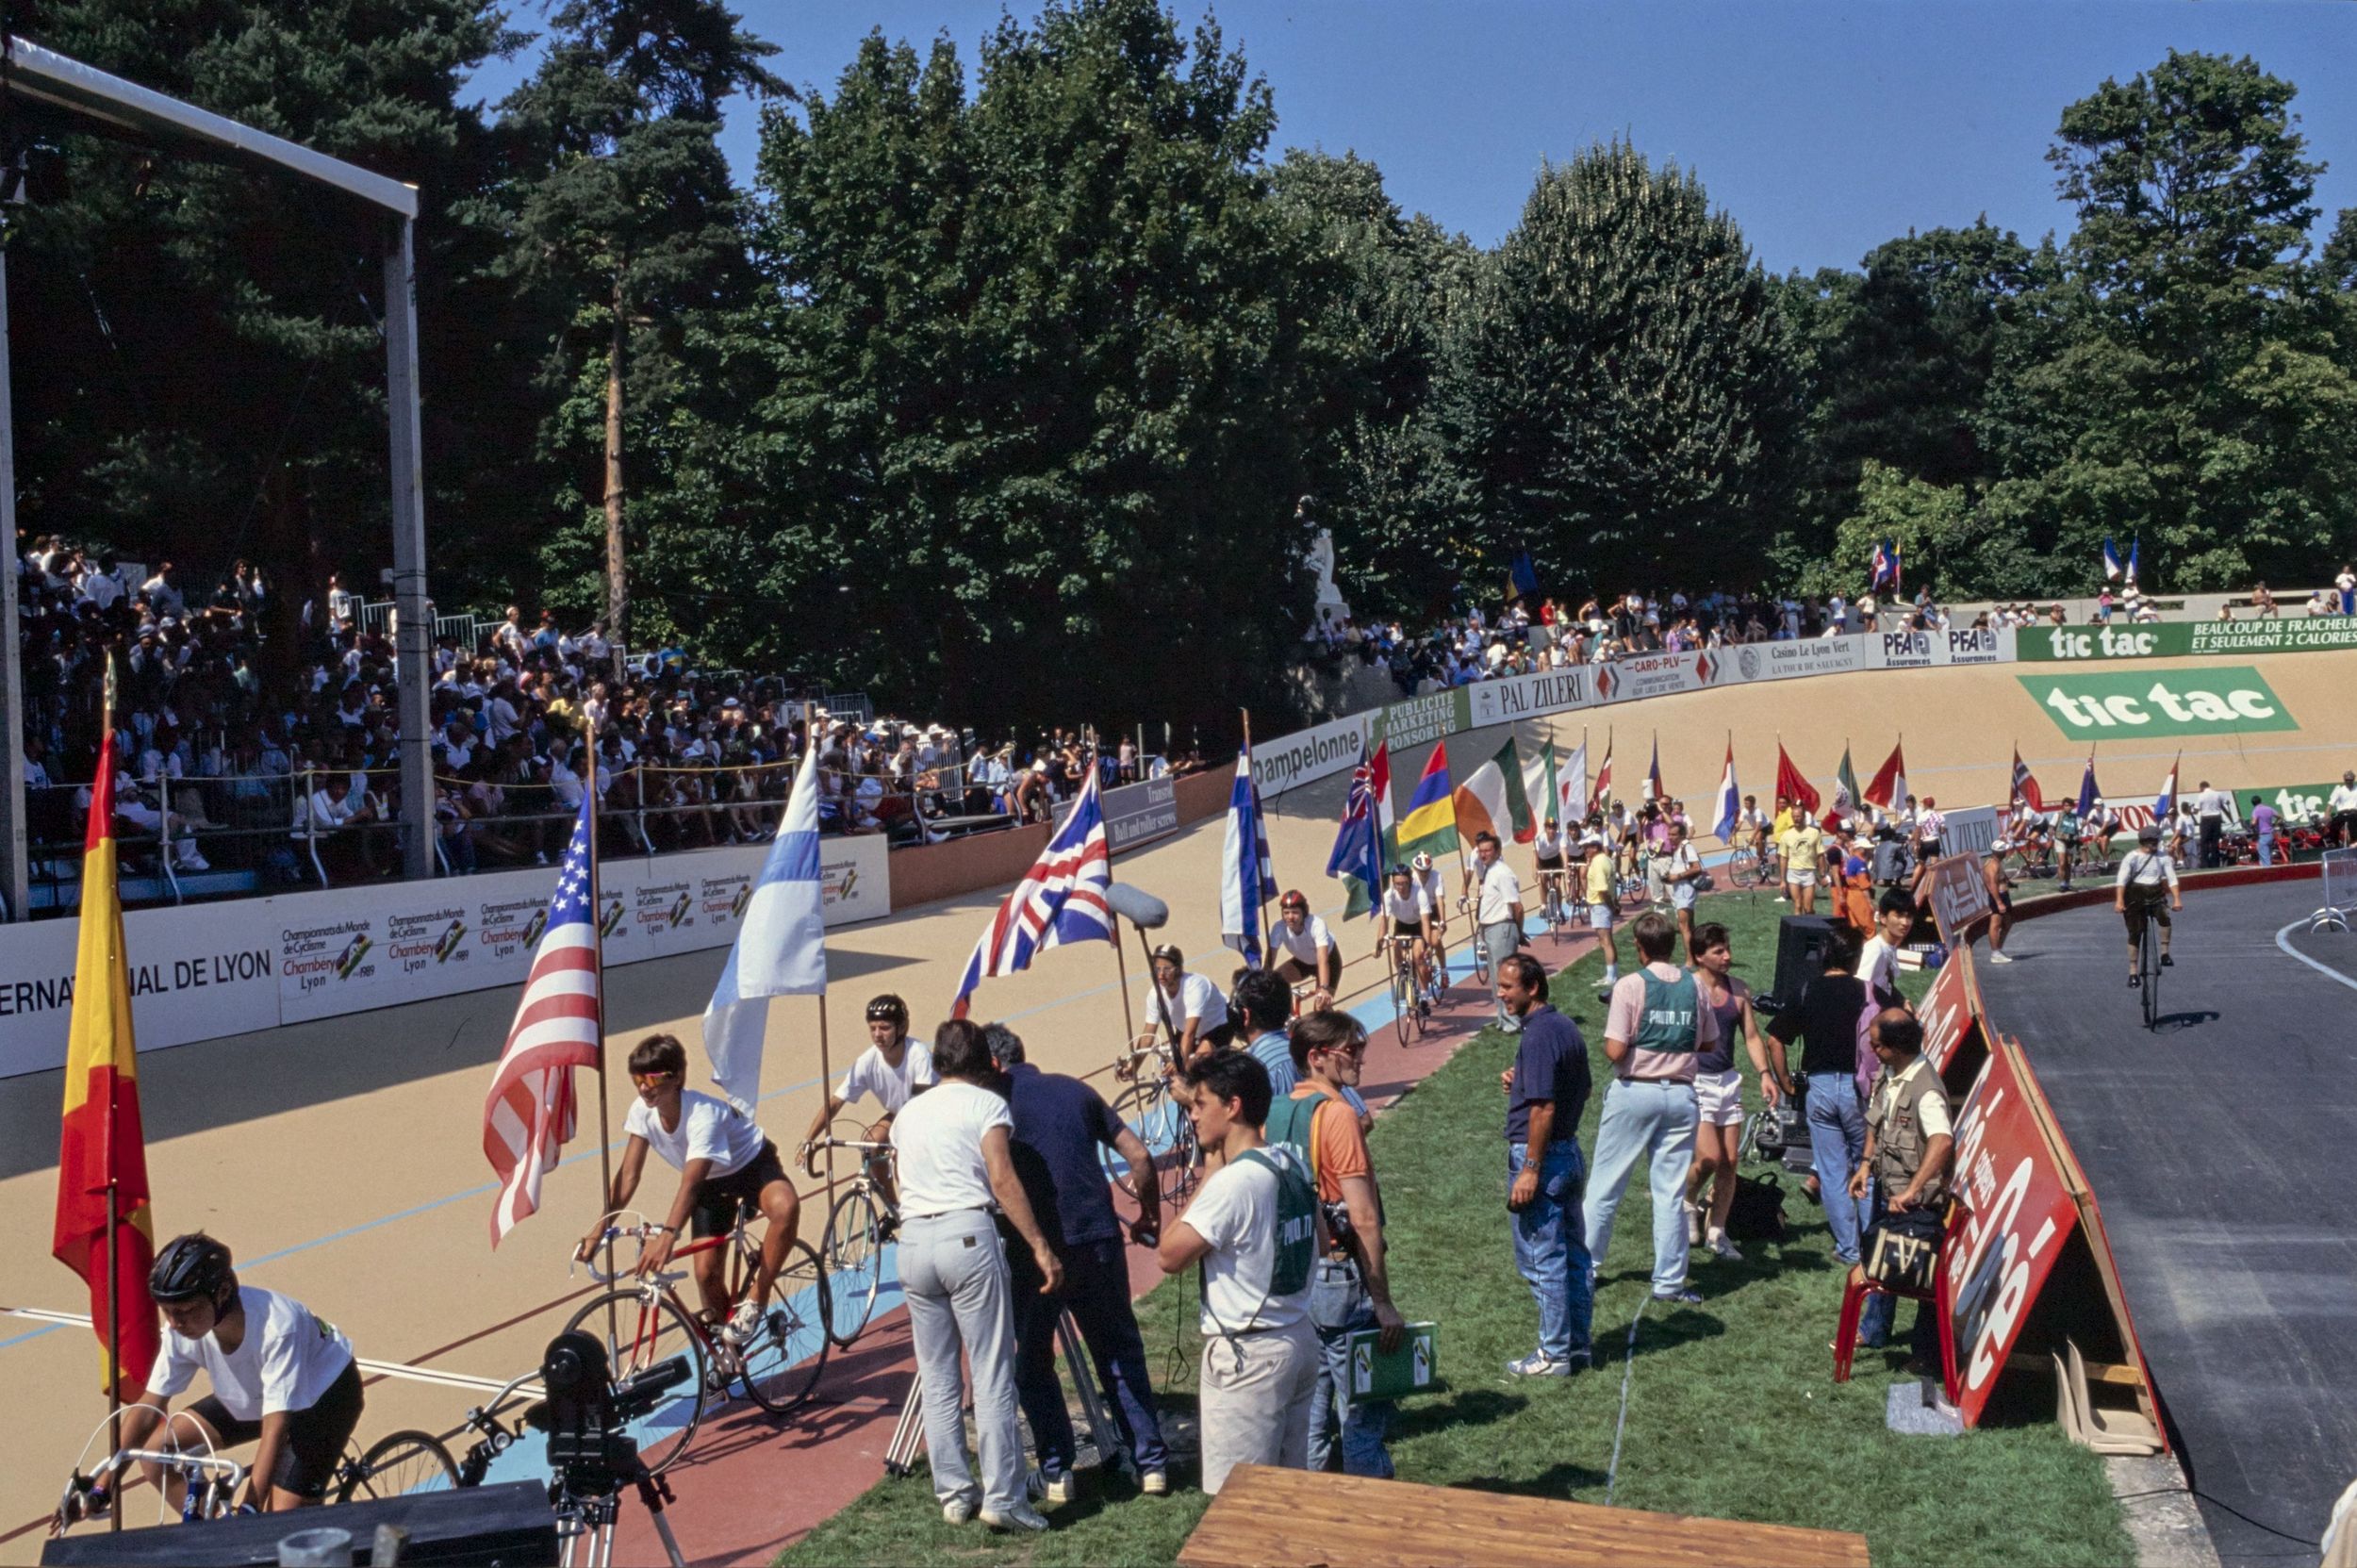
left=2, top=648, right=2352, bottom=1559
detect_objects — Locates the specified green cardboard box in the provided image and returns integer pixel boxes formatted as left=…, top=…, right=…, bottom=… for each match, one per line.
left=1346, top=1320, right=1438, bottom=1400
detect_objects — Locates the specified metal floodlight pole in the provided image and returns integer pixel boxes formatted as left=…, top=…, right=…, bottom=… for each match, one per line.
left=383, top=218, right=435, bottom=881
left=0, top=242, right=28, bottom=921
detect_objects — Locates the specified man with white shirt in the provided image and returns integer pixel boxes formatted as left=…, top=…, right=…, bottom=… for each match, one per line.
left=1856, top=892, right=1915, bottom=1008
left=2193, top=780, right=2237, bottom=868
left=2330, top=770, right=2357, bottom=848
left=1139, top=945, right=1233, bottom=1062
left=1469, top=833, right=1525, bottom=1032
left=1268, top=890, right=1342, bottom=1009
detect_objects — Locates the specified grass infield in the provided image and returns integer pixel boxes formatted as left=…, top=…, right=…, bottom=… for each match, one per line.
left=778, top=889, right=2130, bottom=1567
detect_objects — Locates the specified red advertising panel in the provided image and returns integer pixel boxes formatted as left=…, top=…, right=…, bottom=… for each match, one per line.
left=1917, top=951, right=1979, bottom=1075
left=1928, top=855, right=1991, bottom=946
left=1943, top=1046, right=2080, bottom=1427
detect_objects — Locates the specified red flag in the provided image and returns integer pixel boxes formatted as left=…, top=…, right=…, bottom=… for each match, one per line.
left=1591, top=734, right=1614, bottom=809
left=1775, top=742, right=1821, bottom=817
left=2010, top=747, right=2045, bottom=813
left=53, top=723, right=161, bottom=1396
left=1863, top=740, right=1907, bottom=810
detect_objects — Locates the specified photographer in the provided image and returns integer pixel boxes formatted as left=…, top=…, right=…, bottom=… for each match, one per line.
left=1849, top=1010, right=1953, bottom=1368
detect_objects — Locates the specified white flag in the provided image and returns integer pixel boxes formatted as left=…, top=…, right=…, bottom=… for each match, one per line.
left=702, top=741, right=828, bottom=1109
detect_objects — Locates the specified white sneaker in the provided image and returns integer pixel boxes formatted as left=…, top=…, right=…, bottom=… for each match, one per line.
left=1140, top=1469, right=1170, bottom=1496
left=981, top=1501, right=1051, bottom=1533
left=726, top=1299, right=762, bottom=1345
left=1707, top=1230, right=1743, bottom=1263
left=943, top=1497, right=977, bottom=1525
left=175, top=851, right=211, bottom=871
left=1987, top=950, right=2015, bottom=965
left=1033, top=1470, right=1074, bottom=1506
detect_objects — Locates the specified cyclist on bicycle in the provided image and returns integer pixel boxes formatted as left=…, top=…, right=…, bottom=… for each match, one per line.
left=584, top=1033, right=802, bottom=1345
left=1141, top=944, right=1235, bottom=1064
left=1375, top=864, right=1437, bottom=1010
left=1531, top=816, right=1571, bottom=920
left=799, top=993, right=933, bottom=1213
left=1268, top=890, right=1343, bottom=1010
left=2114, top=825, right=2184, bottom=986
left=119, top=1232, right=363, bottom=1515
left=1409, top=850, right=1449, bottom=947
left=2053, top=801, right=2084, bottom=890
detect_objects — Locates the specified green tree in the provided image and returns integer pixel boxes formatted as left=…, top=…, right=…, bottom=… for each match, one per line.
left=1449, top=141, right=1800, bottom=596
left=748, top=0, right=1328, bottom=734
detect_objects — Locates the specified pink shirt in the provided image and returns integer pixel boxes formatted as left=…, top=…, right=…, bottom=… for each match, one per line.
left=1605, top=962, right=1722, bottom=1082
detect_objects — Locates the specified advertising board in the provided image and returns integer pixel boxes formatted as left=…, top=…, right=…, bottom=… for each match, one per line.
left=1928, top=851, right=1992, bottom=945
left=1872, top=626, right=2014, bottom=669
left=1102, top=774, right=1180, bottom=851
left=1591, top=649, right=1726, bottom=705
left=1917, top=949, right=1981, bottom=1075
left=1945, top=1046, right=2083, bottom=1428
left=1254, top=713, right=1370, bottom=799
left=2019, top=667, right=2298, bottom=739
left=1733, top=636, right=1866, bottom=683
left=5, top=833, right=892, bottom=1074
left=1380, top=690, right=1469, bottom=753
left=1462, top=667, right=1593, bottom=730
left=2019, top=618, right=2357, bottom=662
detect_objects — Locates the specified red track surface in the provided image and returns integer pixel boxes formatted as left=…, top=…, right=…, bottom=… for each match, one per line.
left=614, top=925, right=1597, bottom=1565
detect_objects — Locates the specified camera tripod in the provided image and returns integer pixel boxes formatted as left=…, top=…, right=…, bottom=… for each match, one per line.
left=555, top=1464, right=686, bottom=1568
left=885, top=1307, right=1131, bottom=1480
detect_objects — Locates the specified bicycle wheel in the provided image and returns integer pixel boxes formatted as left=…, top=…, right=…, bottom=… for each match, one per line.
left=1468, top=922, right=1491, bottom=987
left=1164, top=1115, right=1204, bottom=1210
left=820, top=1186, right=885, bottom=1348
left=563, top=1287, right=707, bottom=1475
left=735, top=1238, right=832, bottom=1414
left=1391, top=955, right=1414, bottom=1047
left=2141, top=927, right=2161, bottom=1031
left=338, top=1430, right=458, bottom=1503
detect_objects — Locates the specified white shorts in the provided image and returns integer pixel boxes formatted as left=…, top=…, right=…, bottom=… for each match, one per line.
left=1694, top=1068, right=1745, bottom=1127
left=1671, top=883, right=1698, bottom=911
left=1787, top=868, right=1818, bottom=887
left=1588, top=904, right=1615, bottom=929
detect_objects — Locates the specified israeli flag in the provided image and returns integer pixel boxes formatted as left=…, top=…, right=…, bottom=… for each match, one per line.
left=703, top=740, right=828, bottom=1109
left=2102, top=537, right=2123, bottom=582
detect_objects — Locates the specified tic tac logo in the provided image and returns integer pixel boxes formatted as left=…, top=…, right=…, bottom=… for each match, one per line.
left=2041, top=627, right=2160, bottom=659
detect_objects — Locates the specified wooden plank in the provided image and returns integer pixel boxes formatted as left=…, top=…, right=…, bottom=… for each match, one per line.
left=1178, top=1466, right=1871, bottom=1568
left=2007, top=1350, right=2139, bottom=1386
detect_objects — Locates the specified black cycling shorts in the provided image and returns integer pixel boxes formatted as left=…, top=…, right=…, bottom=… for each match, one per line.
left=2121, top=886, right=2170, bottom=942
left=690, top=1140, right=791, bottom=1238
left=190, top=1358, right=364, bottom=1499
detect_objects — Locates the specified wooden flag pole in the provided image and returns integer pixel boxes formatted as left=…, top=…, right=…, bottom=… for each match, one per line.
left=805, top=702, right=837, bottom=1222
left=106, top=1179, right=120, bottom=1532
left=580, top=710, right=618, bottom=1309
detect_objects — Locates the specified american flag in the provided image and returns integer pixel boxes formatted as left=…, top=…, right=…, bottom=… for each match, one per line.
left=483, top=788, right=602, bottom=1246
left=951, top=764, right=1113, bottom=1015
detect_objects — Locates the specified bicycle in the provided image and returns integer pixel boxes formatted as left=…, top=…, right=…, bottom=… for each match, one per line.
left=1534, top=866, right=1573, bottom=930
left=569, top=1205, right=832, bottom=1474
left=52, top=1412, right=249, bottom=1537
left=1106, top=1037, right=1203, bottom=1211
left=1459, top=897, right=1491, bottom=987
left=2136, top=910, right=2162, bottom=1031
left=1383, top=935, right=1426, bottom=1047
left=805, top=1126, right=898, bottom=1348
left=322, top=1364, right=543, bottom=1506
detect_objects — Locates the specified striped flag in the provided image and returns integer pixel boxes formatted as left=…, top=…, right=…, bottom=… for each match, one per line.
left=702, top=739, right=827, bottom=1109
left=2102, top=537, right=2124, bottom=582
left=1712, top=739, right=1740, bottom=843
left=2010, top=746, right=2045, bottom=812
left=2152, top=751, right=2180, bottom=819
left=952, top=765, right=1113, bottom=1015
left=1591, top=732, right=1614, bottom=810
left=52, top=706, right=161, bottom=1395
left=1454, top=734, right=1532, bottom=846
left=1395, top=741, right=1459, bottom=862
left=1221, top=745, right=1277, bottom=967
left=1834, top=744, right=1862, bottom=815
left=1558, top=736, right=1590, bottom=824
left=1522, top=738, right=1558, bottom=831
left=1643, top=733, right=1664, bottom=803
left=484, top=787, right=602, bottom=1246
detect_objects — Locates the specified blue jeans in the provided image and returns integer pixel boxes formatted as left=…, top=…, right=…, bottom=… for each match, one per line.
left=1508, top=1140, right=1593, bottom=1362
left=1307, top=1260, right=1393, bottom=1477
left=1581, top=1079, right=1699, bottom=1295
left=1009, top=1237, right=1168, bottom=1477
left=1856, top=1187, right=1938, bottom=1359
left=1806, top=1072, right=1868, bottom=1264
left=2258, top=831, right=2275, bottom=867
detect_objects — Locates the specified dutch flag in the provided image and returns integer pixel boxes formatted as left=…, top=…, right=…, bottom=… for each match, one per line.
left=1712, top=739, right=1740, bottom=844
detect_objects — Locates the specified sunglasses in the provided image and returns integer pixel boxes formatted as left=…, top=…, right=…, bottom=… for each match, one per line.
left=630, top=1070, right=679, bottom=1089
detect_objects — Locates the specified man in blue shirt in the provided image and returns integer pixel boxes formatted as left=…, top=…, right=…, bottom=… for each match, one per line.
left=1496, top=953, right=1595, bottom=1376
left=1240, top=968, right=1374, bottom=1129
left=982, top=1025, right=1170, bottom=1501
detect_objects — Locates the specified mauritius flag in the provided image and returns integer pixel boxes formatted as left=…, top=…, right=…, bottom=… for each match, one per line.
left=52, top=704, right=161, bottom=1397
left=1395, top=741, right=1459, bottom=862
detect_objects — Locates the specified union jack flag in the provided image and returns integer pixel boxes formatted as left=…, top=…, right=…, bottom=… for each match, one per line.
left=951, top=764, right=1113, bottom=1015
left=483, top=787, right=602, bottom=1246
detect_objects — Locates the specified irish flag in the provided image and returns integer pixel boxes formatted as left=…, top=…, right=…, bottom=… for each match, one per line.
left=52, top=700, right=161, bottom=1397
left=1457, top=735, right=1534, bottom=846
left=1395, top=741, right=1459, bottom=862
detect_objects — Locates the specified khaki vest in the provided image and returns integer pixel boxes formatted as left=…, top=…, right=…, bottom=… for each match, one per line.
left=1869, top=1057, right=1950, bottom=1205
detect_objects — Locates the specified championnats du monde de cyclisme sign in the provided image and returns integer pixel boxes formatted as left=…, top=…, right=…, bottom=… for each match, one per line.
left=0, top=833, right=889, bottom=1079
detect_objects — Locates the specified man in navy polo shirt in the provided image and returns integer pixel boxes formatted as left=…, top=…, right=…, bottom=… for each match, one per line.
left=982, top=1025, right=1171, bottom=1501
left=1497, top=953, right=1595, bottom=1376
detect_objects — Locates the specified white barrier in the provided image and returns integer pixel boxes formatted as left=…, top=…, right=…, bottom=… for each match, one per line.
left=0, top=834, right=890, bottom=1079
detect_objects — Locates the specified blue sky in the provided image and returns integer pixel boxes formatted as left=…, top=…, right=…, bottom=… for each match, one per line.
left=468, top=1, right=2356, bottom=275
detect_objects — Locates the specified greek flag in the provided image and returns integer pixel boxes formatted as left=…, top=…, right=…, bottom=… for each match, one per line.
left=1221, top=745, right=1276, bottom=968
left=702, top=740, right=827, bottom=1110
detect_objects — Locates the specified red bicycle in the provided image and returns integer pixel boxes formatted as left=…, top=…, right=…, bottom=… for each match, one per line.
left=569, top=1207, right=832, bottom=1474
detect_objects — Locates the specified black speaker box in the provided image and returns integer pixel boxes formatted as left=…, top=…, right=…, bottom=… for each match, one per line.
left=41, top=1479, right=558, bottom=1566
left=1759, top=915, right=1841, bottom=1014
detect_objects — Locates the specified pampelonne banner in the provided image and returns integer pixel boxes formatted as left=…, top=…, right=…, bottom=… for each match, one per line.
left=1, top=834, right=891, bottom=1077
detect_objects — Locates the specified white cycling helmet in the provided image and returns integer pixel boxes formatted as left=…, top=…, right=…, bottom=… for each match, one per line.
left=1410, top=851, right=1434, bottom=872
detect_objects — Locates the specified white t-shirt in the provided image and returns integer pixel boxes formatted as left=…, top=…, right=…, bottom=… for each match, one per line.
left=1531, top=828, right=1568, bottom=865
left=2117, top=850, right=2180, bottom=891
left=1146, top=971, right=1228, bottom=1034
left=1472, top=859, right=1523, bottom=925
left=1858, top=933, right=1900, bottom=1001
left=2331, top=783, right=2357, bottom=815
left=1382, top=884, right=1433, bottom=925
left=150, top=1287, right=353, bottom=1423
left=835, top=1038, right=936, bottom=1114
left=623, top=1089, right=766, bottom=1179
left=1267, top=915, right=1336, bottom=968
left=1184, top=1145, right=1311, bottom=1334
left=890, top=1080, right=1012, bottom=1214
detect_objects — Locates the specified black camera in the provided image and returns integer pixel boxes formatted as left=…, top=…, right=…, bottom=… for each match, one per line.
left=531, top=1331, right=689, bottom=1502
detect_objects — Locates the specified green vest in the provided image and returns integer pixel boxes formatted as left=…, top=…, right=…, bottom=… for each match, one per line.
left=1232, top=1146, right=1316, bottom=1297
left=1634, top=967, right=1702, bottom=1057
left=1264, top=1086, right=1383, bottom=1253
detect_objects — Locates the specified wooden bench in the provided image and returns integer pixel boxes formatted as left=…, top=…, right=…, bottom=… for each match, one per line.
left=1179, top=1465, right=1871, bottom=1568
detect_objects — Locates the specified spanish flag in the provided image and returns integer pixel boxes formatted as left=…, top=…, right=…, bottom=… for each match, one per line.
left=52, top=712, right=161, bottom=1397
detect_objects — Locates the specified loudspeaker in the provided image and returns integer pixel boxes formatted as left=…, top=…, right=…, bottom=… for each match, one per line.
left=41, top=1479, right=558, bottom=1566
left=1760, top=915, right=1841, bottom=1014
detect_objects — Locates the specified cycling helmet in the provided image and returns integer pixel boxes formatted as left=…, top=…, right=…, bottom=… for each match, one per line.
left=864, top=994, right=909, bottom=1029
left=1410, top=851, right=1434, bottom=872
left=1279, top=889, right=1308, bottom=911
left=1390, top=863, right=1411, bottom=880
left=149, top=1232, right=234, bottom=1306
left=1149, top=943, right=1184, bottom=968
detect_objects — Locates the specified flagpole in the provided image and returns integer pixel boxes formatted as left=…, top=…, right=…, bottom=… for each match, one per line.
left=97, top=651, right=124, bottom=1526
left=577, top=708, right=618, bottom=1320
left=1241, top=709, right=1271, bottom=966
left=1092, top=725, right=1138, bottom=1046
